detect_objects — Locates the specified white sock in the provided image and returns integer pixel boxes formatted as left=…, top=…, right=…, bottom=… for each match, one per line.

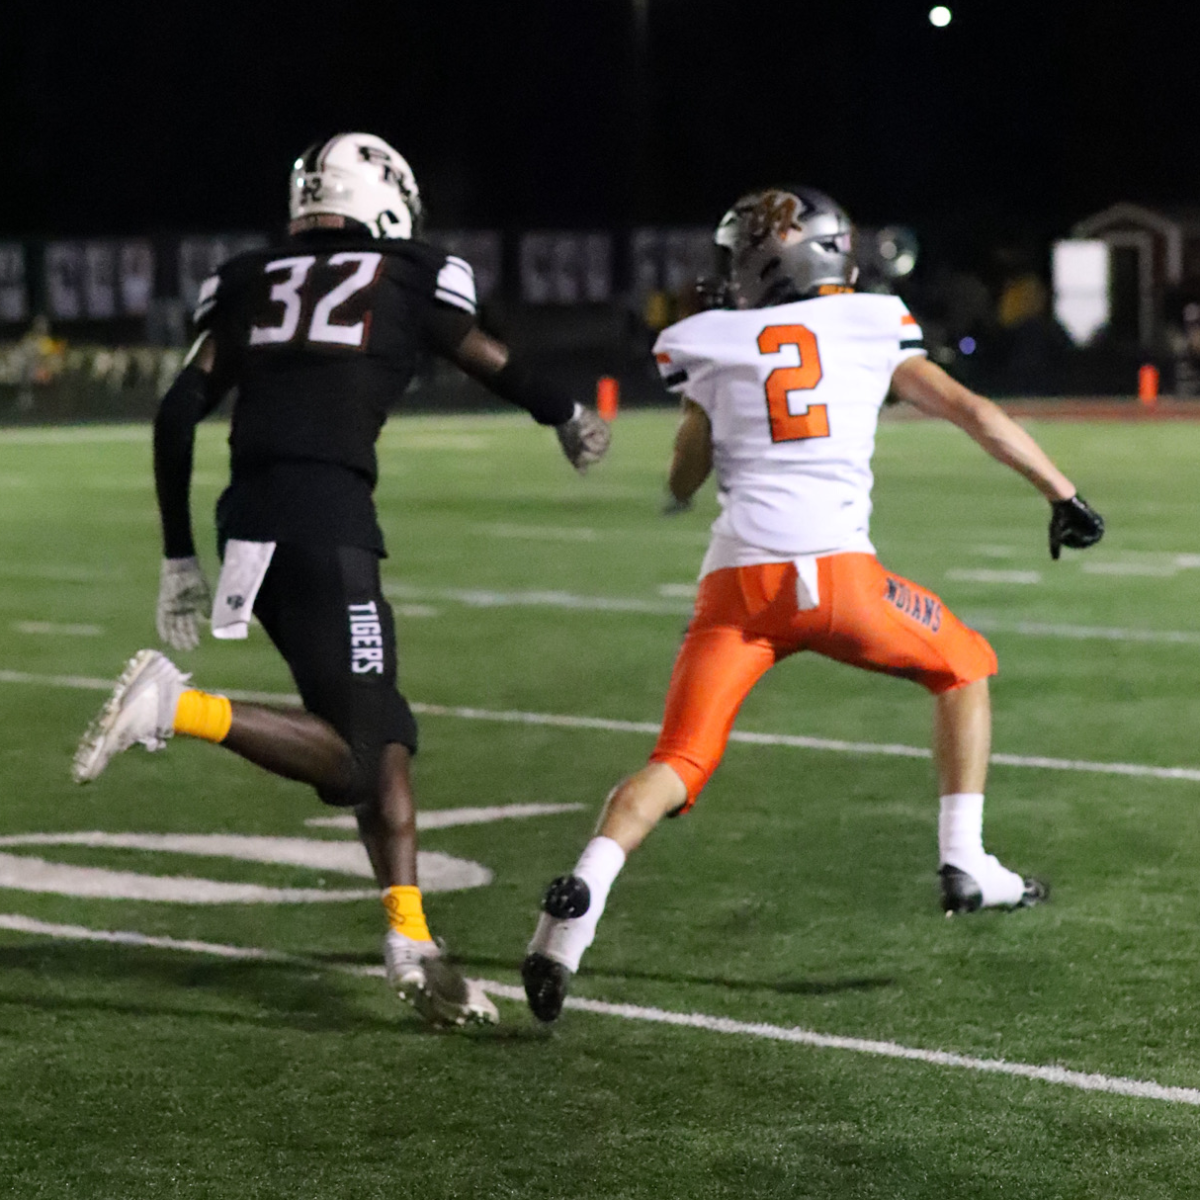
left=575, top=836, right=626, bottom=911
left=938, top=793, right=985, bottom=868
left=528, top=836, right=626, bottom=972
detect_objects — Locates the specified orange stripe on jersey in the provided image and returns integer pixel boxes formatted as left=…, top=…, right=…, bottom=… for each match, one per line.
left=901, top=314, right=918, bottom=326
left=655, top=352, right=672, bottom=364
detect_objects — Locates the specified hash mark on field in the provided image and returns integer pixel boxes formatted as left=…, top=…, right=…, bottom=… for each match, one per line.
left=478, top=522, right=710, bottom=546
left=1080, top=562, right=1179, bottom=577
left=3, top=668, right=1199, bottom=784
left=393, top=434, right=492, bottom=451
left=3, top=913, right=1198, bottom=1109
left=486, top=523, right=600, bottom=542
left=965, top=616, right=1200, bottom=646
left=945, top=569, right=1042, bottom=585
left=395, top=604, right=440, bottom=618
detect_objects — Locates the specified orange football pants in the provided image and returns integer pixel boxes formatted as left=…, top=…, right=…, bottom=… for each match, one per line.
left=650, top=553, right=997, bottom=809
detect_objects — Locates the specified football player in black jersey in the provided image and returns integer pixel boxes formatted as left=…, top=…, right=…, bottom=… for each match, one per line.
left=72, top=133, right=611, bottom=1027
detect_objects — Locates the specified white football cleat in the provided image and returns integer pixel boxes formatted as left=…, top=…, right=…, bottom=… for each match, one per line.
left=940, top=854, right=1048, bottom=914
left=384, top=931, right=499, bottom=1027
left=72, top=649, right=190, bottom=783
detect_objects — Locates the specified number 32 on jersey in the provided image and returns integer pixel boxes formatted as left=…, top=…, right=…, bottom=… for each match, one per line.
left=251, top=253, right=383, bottom=350
left=758, top=324, right=828, bottom=443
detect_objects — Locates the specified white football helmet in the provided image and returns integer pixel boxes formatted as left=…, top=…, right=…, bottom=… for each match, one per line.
left=289, top=133, right=423, bottom=239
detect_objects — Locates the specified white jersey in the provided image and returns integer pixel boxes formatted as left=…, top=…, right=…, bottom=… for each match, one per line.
left=654, top=293, right=925, bottom=564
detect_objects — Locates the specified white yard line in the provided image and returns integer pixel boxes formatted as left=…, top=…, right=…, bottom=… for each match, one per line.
left=384, top=582, right=693, bottom=616
left=3, top=666, right=1197, bottom=784
left=306, top=802, right=587, bottom=831
left=382, top=582, right=1200, bottom=647
left=0, top=852, right=376, bottom=904
left=2, top=912, right=1197, bottom=1108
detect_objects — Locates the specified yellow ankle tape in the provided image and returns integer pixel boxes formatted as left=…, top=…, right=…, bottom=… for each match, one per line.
left=173, top=689, right=232, bottom=743
left=381, top=885, right=432, bottom=942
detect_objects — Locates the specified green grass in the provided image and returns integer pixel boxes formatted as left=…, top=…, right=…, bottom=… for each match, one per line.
left=2, top=411, right=1200, bottom=1198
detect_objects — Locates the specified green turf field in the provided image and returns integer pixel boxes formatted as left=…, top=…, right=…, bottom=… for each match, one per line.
left=1, top=410, right=1199, bottom=1198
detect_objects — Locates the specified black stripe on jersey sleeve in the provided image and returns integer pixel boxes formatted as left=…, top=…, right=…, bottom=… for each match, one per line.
left=434, top=284, right=476, bottom=306
left=663, top=369, right=689, bottom=387
left=900, top=338, right=926, bottom=350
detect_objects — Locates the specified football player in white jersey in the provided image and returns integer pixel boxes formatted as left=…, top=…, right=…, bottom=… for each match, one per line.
left=522, top=186, right=1104, bottom=1022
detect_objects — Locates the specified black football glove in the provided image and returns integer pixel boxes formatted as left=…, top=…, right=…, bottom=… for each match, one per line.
left=661, top=492, right=693, bottom=516
left=1049, top=494, right=1104, bottom=560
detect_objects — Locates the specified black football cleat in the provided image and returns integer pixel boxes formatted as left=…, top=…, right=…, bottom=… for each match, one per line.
left=939, top=865, right=1049, bottom=915
left=522, top=952, right=573, bottom=1023
left=521, top=874, right=592, bottom=1023
left=542, top=873, right=591, bottom=920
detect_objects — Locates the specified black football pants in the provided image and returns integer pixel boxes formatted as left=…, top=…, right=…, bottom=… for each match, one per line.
left=252, top=542, right=418, bottom=806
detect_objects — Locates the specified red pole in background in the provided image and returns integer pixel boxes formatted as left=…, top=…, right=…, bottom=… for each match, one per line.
left=597, top=376, right=620, bottom=421
left=1138, top=363, right=1159, bottom=407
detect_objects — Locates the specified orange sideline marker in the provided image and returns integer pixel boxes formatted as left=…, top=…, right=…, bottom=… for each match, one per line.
left=597, top=376, right=619, bottom=420
left=1138, top=363, right=1159, bottom=406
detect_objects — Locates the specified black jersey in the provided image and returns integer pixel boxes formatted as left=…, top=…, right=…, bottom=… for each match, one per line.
left=195, top=234, right=476, bottom=552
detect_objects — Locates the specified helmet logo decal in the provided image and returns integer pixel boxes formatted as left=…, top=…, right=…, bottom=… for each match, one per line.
left=357, top=143, right=402, bottom=186
left=298, top=176, right=324, bottom=204
left=715, top=185, right=855, bottom=308
left=289, top=134, right=421, bottom=241
left=745, top=192, right=803, bottom=247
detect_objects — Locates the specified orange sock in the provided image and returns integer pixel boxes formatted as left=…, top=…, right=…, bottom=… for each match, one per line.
left=173, top=689, right=233, bottom=743
left=381, top=885, right=433, bottom=942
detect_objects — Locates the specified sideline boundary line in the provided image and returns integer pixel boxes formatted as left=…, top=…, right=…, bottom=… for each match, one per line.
left=3, top=667, right=1200, bottom=783
left=1, top=913, right=1197, bottom=1109
left=380, top=582, right=1200, bottom=647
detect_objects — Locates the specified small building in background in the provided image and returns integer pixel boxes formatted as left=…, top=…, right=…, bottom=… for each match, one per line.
left=1069, top=203, right=1200, bottom=348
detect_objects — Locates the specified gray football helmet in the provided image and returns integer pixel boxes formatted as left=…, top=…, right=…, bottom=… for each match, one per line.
left=712, top=187, right=858, bottom=309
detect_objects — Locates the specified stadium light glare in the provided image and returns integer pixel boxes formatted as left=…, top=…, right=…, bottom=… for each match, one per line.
left=929, top=6, right=952, bottom=27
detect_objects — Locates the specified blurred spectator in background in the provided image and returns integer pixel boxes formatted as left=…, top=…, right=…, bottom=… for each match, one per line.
left=1166, top=297, right=1200, bottom=397
left=14, top=315, right=65, bottom=411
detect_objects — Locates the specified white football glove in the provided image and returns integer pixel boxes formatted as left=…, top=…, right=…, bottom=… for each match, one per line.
left=555, top=404, right=611, bottom=474
left=157, top=556, right=212, bottom=651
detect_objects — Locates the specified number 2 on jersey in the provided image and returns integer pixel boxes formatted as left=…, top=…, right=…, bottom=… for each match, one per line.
left=757, top=324, right=828, bottom=442
left=250, top=252, right=382, bottom=349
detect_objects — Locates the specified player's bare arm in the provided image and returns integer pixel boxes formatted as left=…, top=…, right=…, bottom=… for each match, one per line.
left=666, top=398, right=713, bottom=507
left=890, top=355, right=1104, bottom=558
left=429, top=316, right=611, bottom=474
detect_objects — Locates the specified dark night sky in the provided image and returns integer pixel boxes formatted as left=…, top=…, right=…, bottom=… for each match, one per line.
left=3, top=0, right=1199, bottom=258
